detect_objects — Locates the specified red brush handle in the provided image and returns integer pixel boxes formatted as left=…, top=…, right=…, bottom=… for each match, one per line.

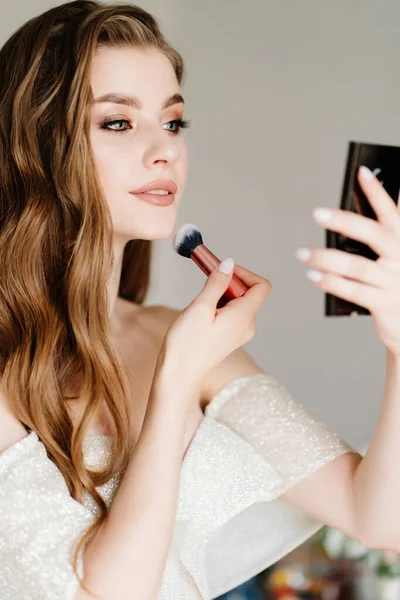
left=190, top=244, right=249, bottom=307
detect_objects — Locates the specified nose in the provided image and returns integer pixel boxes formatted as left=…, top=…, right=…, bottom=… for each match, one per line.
left=142, top=125, right=180, bottom=167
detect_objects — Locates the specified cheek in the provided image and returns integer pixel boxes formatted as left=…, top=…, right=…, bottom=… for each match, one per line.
left=91, top=133, right=130, bottom=184
left=178, top=141, right=189, bottom=184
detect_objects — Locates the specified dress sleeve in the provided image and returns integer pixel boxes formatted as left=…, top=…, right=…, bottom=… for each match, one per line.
left=0, top=432, right=95, bottom=600
left=174, top=372, right=357, bottom=600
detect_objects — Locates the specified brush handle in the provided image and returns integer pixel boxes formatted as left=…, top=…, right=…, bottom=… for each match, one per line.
left=191, top=244, right=249, bottom=307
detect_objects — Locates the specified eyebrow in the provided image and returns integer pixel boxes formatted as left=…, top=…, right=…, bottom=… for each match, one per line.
left=92, top=92, right=185, bottom=110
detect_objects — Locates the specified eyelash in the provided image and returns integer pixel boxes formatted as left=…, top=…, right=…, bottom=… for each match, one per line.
left=100, top=118, right=191, bottom=134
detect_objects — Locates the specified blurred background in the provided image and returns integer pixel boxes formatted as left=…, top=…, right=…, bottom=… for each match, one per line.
left=4, top=1, right=400, bottom=597
left=147, top=0, right=399, bottom=455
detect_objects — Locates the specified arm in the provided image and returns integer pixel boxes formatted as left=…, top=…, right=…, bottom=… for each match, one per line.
left=351, top=349, right=400, bottom=550
left=273, top=349, right=400, bottom=552
left=200, top=345, right=385, bottom=550
left=76, top=361, right=194, bottom=600
left=157, top=308, right=368, bottom=548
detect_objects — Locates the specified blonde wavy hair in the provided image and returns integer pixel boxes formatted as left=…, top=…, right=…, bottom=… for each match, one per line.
left=0, top=0, right=186, bottom=583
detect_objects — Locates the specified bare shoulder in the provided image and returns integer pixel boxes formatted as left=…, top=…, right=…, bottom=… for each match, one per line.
left=147, top=304, right=181, bottom=330
left=129, top=303, right=181, bottom=339
left=199, top=346, right=264, bottom=409
left=0, top=384, right=29, bottom=454
left=139, top=304, right=182, bottom=349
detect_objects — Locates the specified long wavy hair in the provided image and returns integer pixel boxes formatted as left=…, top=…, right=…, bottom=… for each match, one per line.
left=0, top=0, right=186, bottom=584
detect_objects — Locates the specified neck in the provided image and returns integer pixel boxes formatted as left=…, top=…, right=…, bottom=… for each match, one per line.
left=108, top=239, right=126, bottom=333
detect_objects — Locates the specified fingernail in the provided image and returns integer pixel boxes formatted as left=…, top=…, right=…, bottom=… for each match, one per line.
left=313, top=208, right=332, bottom=221
left=359, top=166, right=374, bottom=181
left=295, top=247, right=311, bottom=261
left=218, top=257, right=234, bottom=274
left=307, top=269, right=323, bottom=282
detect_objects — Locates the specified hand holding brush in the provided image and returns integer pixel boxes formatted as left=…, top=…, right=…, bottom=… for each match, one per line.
left=155, top=224, right=272, bottom=399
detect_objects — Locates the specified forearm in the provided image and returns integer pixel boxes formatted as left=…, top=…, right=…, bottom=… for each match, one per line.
left=77, top=367, right=193, bottom=600
left=353, top=348, right=400, bottom=550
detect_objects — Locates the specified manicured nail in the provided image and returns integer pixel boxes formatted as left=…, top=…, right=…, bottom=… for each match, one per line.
left=307, top=269, right=323, bottom=282
left=359, top=166, right=374, bottom=181
left=295, top=247, right=311, bottom=261
left=313, top=208, right=332, bottom=221
left=218, top=257, right=234, bottom=274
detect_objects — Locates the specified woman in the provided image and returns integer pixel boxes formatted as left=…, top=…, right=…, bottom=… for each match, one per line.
left=0, top=2, right=399, bottom=599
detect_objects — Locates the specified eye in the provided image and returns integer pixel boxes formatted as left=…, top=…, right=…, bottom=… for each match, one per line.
left=163, top=119, right=191, bottom=134
left=100, top=119, right=132, bottom=133
left=100, top=118, right=191, bottom=134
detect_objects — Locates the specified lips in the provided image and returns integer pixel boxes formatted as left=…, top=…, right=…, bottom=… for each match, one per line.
left=130, top=179, right=177, bottom=194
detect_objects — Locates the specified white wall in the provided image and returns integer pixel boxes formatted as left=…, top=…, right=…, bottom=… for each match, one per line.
left=149, top=0, right=400, bottom=451
left=4, top=0, right=400, bottom=450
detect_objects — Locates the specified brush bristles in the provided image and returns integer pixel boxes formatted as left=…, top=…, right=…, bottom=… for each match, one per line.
left=173, top=223, right=203, bottom=258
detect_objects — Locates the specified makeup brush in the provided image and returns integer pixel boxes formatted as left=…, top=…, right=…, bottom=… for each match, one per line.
left=173, top=223, right=249, bottom=308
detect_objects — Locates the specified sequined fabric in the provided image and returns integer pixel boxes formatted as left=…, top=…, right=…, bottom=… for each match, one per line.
left=0, top=373, right=355, bottom=600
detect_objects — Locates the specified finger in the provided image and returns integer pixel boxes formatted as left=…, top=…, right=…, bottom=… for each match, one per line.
left=196, top=259, right=234, bottom=308
left=357, top=166, right=399, bottom=228
left=296, top=247, right=398, bottom=288
left=231, top=263, right=270, bottom=287
left=307, top=271, right=382, bottom=312
left=313, top=208, right=398, bottom=258
left=217, top=263, right=272, bottom=317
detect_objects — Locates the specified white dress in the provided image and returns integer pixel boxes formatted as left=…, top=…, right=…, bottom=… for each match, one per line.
left=0, top=373, right=355, bottom=600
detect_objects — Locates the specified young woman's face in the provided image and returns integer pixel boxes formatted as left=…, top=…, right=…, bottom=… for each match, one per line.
left=89, top=46, right=188, bottom=242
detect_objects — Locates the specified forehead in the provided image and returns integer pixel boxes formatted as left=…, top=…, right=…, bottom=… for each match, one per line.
left=90, top=46, right=179, bottom=100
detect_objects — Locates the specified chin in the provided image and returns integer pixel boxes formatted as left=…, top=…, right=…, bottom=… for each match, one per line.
left=112, top=198, right=180, bottom=241
left=117, top=217, right=178, bottom=242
